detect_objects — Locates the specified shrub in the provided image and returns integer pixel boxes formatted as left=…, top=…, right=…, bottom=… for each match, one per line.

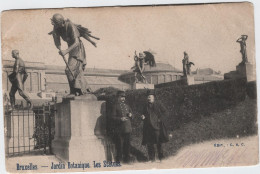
left=125, top=78, right=247, bottom=130
left=99, top=78, right=255, bottom=161
left=246, top=81, right=257, bottom=99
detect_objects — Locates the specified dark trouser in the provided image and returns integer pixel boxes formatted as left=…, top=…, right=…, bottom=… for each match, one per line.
left=9, top=81, right=31, bottom=107
left=113, top=133, right=130, bottom=162
left=147, top=143, right=164, bottom=161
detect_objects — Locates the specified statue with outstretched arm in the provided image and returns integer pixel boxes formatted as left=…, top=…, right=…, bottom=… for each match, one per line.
left=133, top=52, right=146, bottom=83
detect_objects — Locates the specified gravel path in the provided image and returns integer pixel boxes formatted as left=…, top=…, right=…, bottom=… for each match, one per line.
left=5, top=135, right=258, bottom=173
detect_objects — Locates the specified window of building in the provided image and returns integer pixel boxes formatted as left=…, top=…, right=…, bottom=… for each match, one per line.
left=165, top=74, right=172, bottom=83
left=158, top=75, right=164, bottom=84
left=31, top=72, right=39, bottom=92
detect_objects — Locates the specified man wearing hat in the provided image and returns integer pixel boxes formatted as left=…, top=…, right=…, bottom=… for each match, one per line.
left=141, top=90, right=169, bottom=162
left=111, top=91, right=133, bottom=163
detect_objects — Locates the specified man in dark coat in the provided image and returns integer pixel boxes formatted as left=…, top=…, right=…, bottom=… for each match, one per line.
left=111, top=91, right=133, bottom=163
left=9, top=50, right=32, bottom=109
left=141, top=90, right=169, bottom=161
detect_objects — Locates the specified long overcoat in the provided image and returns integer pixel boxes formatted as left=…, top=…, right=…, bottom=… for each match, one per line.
left=111, top=101, right=133, bottom=134
left=142, top=101, right=169, bottom=145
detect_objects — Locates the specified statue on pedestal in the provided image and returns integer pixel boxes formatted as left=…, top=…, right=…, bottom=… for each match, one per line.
left=182, top=52, right=194, bottom=76
left=49, top=13, right=100, bottom=96
left=132, top=51, right=156, bottom=83
left=236, top=35, right=248, bottom=64
left=132, top=52, right=146, bottom=83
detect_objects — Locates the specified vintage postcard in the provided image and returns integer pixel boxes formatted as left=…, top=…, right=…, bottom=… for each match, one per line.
left=1, top=2, right=258, bottom=173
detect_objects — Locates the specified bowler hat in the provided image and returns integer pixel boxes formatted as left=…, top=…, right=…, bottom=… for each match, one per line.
left=117, top=90, right=126, bottom=97
left=146, top=90, right=155, bottom=96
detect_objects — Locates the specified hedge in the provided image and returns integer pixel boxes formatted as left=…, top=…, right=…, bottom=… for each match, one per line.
left=96, top=77, right=258, bottom=161
left=97, top=78, right=247, bottom=129
left=246, top=81, right=257, bottom=99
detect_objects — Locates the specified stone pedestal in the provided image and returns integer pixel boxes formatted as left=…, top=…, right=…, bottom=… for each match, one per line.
left=186, top=75, right=195, bottom=85
left=51, top=94, right=107, bottom=162
left=224, top=71, right=241, bottom=80
left=132, top=83, right=154, bottom=89
left=236, top=62, right=255, bottom=82
left=38, top=91, right=56, bottom=99
left=181, top=75, right=194, bottom=85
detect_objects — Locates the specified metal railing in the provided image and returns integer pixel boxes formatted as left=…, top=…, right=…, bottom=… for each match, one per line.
left=4, top=99, right=56, bottom=157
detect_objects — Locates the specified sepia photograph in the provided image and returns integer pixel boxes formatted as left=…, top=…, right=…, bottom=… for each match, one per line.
left=1, top=1, right=259, bottom=173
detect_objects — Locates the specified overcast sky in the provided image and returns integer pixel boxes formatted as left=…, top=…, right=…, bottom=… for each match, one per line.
left=1, top=2, right=255, bottom=74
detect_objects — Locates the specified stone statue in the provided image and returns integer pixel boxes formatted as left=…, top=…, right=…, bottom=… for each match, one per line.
left=236, top=35, right=248, bottom=64
left=182, top=52, right=188, bottom=76
left=182, top=52, right=194, bottom=76
left=8, top=50, right=32, bottom=109
left=132, top=51, right=156, bottom=83
left=133, top=52, right=146, bottom=83
left=49, top=13, right=99, bottom=96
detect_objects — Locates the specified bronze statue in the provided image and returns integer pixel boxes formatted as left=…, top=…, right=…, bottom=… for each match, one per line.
left=237, top=35, right=248, bottom=64
left=133, top=52, right=146, bottom=83
left=182, top=52, right=188, bottom=76
left=182, top=52, right=194, bottom=76
left=132, top=51, right=156, bottom=83
left=143, top=51, right=156, bottom=67
left=49, top=13, right=99, bottom=96
left=8, top=50, right=32, bottom=109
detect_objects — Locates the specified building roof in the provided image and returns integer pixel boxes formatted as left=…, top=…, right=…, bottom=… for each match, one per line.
left=2, top=60, right=45, bottom=70
left=143, top=62, right=182, bottom=73
left=45, top=65, right=128, bottom=76
left=194, top=75, right=223, bottom=81
left=45, top=74, right=128, bottom=85
left=2, top=59, right=128, bottom=76
left=192, top=68, right=223, bottom=81
left=192, top=68, right=221, bottom=75
left=120, top=62, right=182, bottom=77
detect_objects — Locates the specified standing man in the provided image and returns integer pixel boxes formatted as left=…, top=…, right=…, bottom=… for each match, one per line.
left=9, top=50, right=32, bottom=109
left=141, top=90, right=169, bottom=162
left=111, top=91, right=133, bottom=163
left=50, top=13, right=97, bottom=96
